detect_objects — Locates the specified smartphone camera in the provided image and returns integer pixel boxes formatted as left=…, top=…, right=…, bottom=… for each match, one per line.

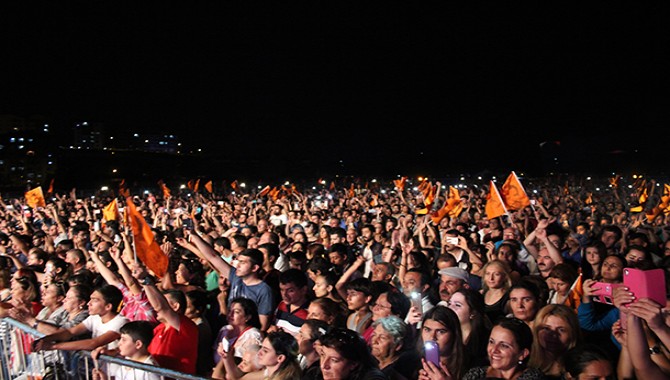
left=424, top=340, right=440, bottom=366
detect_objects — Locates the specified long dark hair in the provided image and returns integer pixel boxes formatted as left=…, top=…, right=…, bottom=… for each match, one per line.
left=419, top=306, right=464, bottom=380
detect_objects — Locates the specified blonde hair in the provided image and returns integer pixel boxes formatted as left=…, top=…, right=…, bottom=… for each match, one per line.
left=480, top=260, right=513, bottom=292
left=528, top=304, right=582, bottom=374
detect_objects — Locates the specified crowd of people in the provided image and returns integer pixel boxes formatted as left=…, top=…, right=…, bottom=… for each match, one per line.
left=1, top=174, right=670, bottom=380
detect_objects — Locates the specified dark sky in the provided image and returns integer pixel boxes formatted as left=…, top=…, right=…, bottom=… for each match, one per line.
left=1, top=3, right=669, bottom=177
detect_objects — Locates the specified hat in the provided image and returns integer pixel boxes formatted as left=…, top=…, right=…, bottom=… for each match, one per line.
left=438, top=267, right=470, bottom=282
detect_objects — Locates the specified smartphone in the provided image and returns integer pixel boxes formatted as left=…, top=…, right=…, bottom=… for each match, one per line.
left=424, top=340, right=440, bottom=366
left=623, top=268, right=666, bottom=305
left=446, top=237, right=459, bottom=245
left=591, top=282, right=622, bottom=305
left=410, top=291, right=422, bottom=311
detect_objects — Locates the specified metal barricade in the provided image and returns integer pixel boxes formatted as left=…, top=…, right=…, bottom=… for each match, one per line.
left=1, top=318, right=208, bottom=380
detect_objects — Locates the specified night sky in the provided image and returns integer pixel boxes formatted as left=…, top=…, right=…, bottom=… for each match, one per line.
left=1, top=3, right=669, bottom=178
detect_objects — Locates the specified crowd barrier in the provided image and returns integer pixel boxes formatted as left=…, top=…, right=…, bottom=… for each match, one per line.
left=0, top=318, right=208, bottom=380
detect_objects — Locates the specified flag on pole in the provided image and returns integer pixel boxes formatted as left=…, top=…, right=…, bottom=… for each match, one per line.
left=125, top=197, right=168, bottom=278
left=485, top=181, right=507, bottom=219
left=500, top=171, right=531, bottom=211
left=25, top=186, right=46, bottom=208
left=204, top=181, right=213, bottom=194
left=102, top=199, right=119, bottom=221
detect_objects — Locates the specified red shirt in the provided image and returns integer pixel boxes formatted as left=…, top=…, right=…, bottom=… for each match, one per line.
left=148, top=314, right=199, bottom=374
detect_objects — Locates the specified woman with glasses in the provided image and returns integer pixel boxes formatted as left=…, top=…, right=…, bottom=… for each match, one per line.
left=462, top=317, right=544, bottom=380
left=417, top=306, right=465, bottom=380
left=362, top=288, right=410, bottom=344
left=318, top=327, right=386, bottom=380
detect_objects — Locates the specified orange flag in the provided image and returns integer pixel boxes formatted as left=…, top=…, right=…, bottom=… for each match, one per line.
left=348, top=184, right=355, bottom=198
left=646, top=184, right=670, bottom=222
left=158, top=180, right=171, bottom=198
left=25, top=186, right=46, bottom=209
left=609, top=175, right=620, bottom=188
left=329, top=182, right=335, bottom=191
left=258, top=185, right=271, bottom=197
left=119, top=179, right=130, bottom=198
left=370, top=194, right=379, bottom=207
left=47, top=178, right=55, bottom=194
left=631, top=186, right=648, bottom=213
left=125, top=197, right=168, bottom=278
left=423, top=183, right=437, bottom=208
left=393, top=177, right=407, bottom=192
left=584, top=193, right=593, bottom=205
left=485, top=181, right=507, bottom=219
left=193, top=179, right=200, bottom=193
left=187, top=179, right=195, bottom=191
left=204, top=181, right=213, bottom=194
left=269, top=187, right=280, bottom=201
left=431, top=186, right=462, bottom=224
left=102, top=199, right=119, bottom=221
left=500, top=171, right=531, bottom=211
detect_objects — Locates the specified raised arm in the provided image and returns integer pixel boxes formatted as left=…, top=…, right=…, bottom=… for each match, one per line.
left=188, top=232, right=232, bottom=280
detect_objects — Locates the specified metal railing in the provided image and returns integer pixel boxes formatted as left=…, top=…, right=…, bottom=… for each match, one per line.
left=0, top=318, right=209, bottom=380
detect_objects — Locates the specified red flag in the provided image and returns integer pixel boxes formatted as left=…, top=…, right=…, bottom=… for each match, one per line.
left=485, top=181, right=507, bottom=219
left=126, top=197, right=168, bottom=278
left=25, top=186, right=46, bottom=209
left=500, top=171, right=531, bottom=211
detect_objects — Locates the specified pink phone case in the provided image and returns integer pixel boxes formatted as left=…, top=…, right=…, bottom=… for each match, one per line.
left=623, top=268, right=666, bottom=305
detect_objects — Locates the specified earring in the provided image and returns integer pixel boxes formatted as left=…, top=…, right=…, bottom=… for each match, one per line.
left=518, top=359, right=524, bottom=365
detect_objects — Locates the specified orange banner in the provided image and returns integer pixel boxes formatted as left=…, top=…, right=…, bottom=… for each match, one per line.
left=126, top=198, right=168, bottom=278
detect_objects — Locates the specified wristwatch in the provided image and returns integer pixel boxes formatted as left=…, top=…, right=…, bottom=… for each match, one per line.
left=140, top=276, right=155, bottom=286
